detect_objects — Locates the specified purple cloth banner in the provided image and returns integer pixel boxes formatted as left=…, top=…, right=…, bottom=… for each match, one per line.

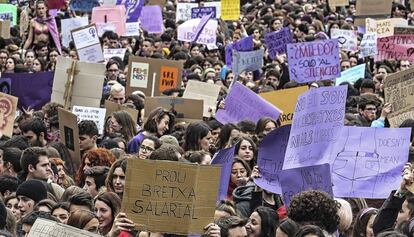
left=191, top=6, right=216, bottom=19
left=1, top=72, right=53, bottom=111
left=264, top=27, right=293, bottom=60
left=116, top=0, right=144, bottom=23
left=211, top=146, right=236, bottom=201
left=286, top=39, right=341, bottom=83
left=330, top=127, right=411, bottom=198
left=280, top=163, right=333, bottom=205
left=283, top=85, right=347, bottom=170
left=254, top=125, right=291, bottom=194
left=225, top=36, right=254, bottom=67
left=216, top=82, right=282, bottom=124
left=139, top=6, right=163, bottom=34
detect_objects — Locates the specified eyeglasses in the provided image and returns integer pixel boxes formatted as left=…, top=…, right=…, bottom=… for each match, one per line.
left=140, top=145, right=155, bottom=152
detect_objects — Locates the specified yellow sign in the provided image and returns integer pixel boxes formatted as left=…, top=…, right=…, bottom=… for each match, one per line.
left=221, top=0, right=240, bottom=21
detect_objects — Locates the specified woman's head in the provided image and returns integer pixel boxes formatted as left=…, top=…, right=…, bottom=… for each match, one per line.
left=185, top=151, right=212, bottom=165
left=335, top=198, right=353, bottom=235
left=216, top=123, right=240, bottom=149
left=255, top=117, right=279, bottom=138
left=110, top=111, right=137, bottom=142
left=182, top=121, right=212, bottom=152
left=106, top=158, right=127, bottom=198
left=235, top=136, right=257, bottom=168
left=294, top=225, right=325, bottom=237
left=76, top=148, right=116, bottom=185
left=51, top=202, right=70, bottom=224
left=143, top=107, right=175, bottom=137
left=230, top=157, right=251, bottom=187
left=214, top=200, right=238, bottom=221
left=5, top=57, right=16, bottom=71
left=35, top=0, right=49, bottom=18
left=352, top=208, right=378, bottom=237
left=67, top=210, right=99, bottom=234
left=48, top=48, right=59, bottom=63
left=138, top=136, right=162, bottom=159
left=24, top=50, right=35, bottom=65
left=32, top=58, right=46, bottom=72
left=94, top=192, right=121, bottom=235
left=396, top=195, right=414, bottom=227
left=246, top=206, right=279, bottom=237
left=4, top=194, right=20, bottom=220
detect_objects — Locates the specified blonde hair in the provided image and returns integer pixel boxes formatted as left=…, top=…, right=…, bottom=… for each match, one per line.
left=335, top=198, right=353, bottom=233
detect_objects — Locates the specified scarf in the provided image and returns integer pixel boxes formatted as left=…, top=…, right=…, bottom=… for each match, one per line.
left=35, top=16, right=62, bottom=55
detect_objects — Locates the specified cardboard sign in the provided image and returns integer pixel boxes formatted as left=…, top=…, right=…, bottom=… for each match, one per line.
left=122, top=159, right=220, bottom=235
left=70, top=0, right=100, bottom=12
left=366, top=18, right=407, bottom=38
left=355, top=0, right=392, bottom=25
left=329, top=0, right=349, bottom=7
left=177, top=18, right=218, bottom=45
left=28, top=218, right=101, bottom=237
left=52, top=57, right=106, bottom=109
left=103, top=48, right=127, bottom=62
left=360, top=33, right=378, bottom=57
left=221, top=0, right=239, bottom=21
left=71, top=24, right=104, bottom=63
left=0, top=4, right=16, bottom=25
left=140, top=5, right=164, bottom=34
left=264, top=27, right=293, bottom=60
left=144, top=97, right=203, bottom=121
left=384, top=66, right=414, bottom=127
left=0, top=20, right=10, bottom=39
left=126, top=56, right=183, bottom=97
left=335, top=64, right=366, bottom=85
left=183, top=80, right=221, bottom=117
left=72, top=106, right=106, bottom=134
left=61, top=17, right=89, bottom=48
left=176, top=3, right=198, bottom=22
left=104, top=100, right=139, bottom=125
left=0, top=92, right=17, bottom=137
left=259, top=86, right=308, bottom=126
left=232, top=49, right=264, bottom=76
left=191, top=6, right=216, bottom=19
left=91, top=5, right=126, bottom=36
left=376, top=34, right=414, bottom=62
left=287, top=39, right=341, bottom=83
left=331, top=29, right=358, bottom=51
left=58, top=108, right=80, bottom=172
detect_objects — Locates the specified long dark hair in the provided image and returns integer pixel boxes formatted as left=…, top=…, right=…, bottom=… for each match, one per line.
left=182, top=121, right=210, bottom=152
left=352, top=208, right=378, bottom=237
left=143, top=107, right=175, bottom=136
left=254, top=206, right=279, bottom=237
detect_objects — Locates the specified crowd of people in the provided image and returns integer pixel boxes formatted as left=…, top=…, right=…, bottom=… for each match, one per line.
left=1, top=0, right=414, bottom=236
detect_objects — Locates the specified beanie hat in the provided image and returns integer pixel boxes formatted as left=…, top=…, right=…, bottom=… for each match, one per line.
left=160, top=135, right=179, bottom=147
left=16, top=180, right=48, bottom=203
left=0, top=200, right=6, bottom=229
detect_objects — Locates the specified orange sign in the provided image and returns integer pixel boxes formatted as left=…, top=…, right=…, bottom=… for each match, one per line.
left=159, top=66, right=179, bottom=93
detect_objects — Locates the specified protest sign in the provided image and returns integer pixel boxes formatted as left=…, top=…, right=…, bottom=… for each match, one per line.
left=384, top=66, right=414, bottom=127
left=116, top=0, right=144, bottom=23
left=254, top=125, right=291, bottom=194
left=0, top=20, right=10, bottom=39
left=360, top=33, right=377, bottom=57
left=328, top=0, right=348, bottom=7
left=376, top=34, right=414, bottom=62
left=394, top=26, right=414, bottom=35
left=221, top=0, right=239, bottom=21
left=58, top=108, right=80, bottom=173
left=140, top=5, right=163, bottom=34
left=104, top=100, right=139, bottom=125
left=123, top=22, right=140, bottom=37
left=287, top=39, right=341, bottom=83
left=355, top=0, right=392, bottom=25
left=232, top=48, right=264, bottom=76
left=0, top=92, right=17, bottom=137
left=331, top=29, right=358, bottom=51
left=211, top=146, right=236, bottom=201
left=264, top=27, right=293, bottom=59
left=144, top=97, right=203, bottom=121
left=69, top=0, right=100, bottom=12
left=335, top=64, right=366, bottom=85
left=280, top=163, right=333, bottom=205
left=283, top=85, right=347, bottom=170
left=61, top=17, right=89, bottom=48
left=0, top=72, right=53, bottom=111
left=330, top=127, right=411, bottom=198
left=366, top=18, right=407, bottom=38
left=0, top=4, right=16, bottom=25
left=191, top=6, right=216, bottom=19
left=176, top=3, right=198, bottom=22
left=47, top=0, right=66, bottom=9
left=183, top=80, right=221, bottom=117
left=177, top=18, right=218, bottom=45
left=72, top=106, right=106, bottom=134
left=126, top=56, right=183, bottom=97
left=52, top=57, right=105, bottom=109
left=148, top=0, right=166, bottom=7
left=122, top=159, right=220, bottom=235
left=103, top=48, right=127, bottom=62
left=28, top=218, right=101, bottom=237
left=204, top=1, right=221, bottom=18
left=225, top=36, right=254, bottom=67
left=260, top=86, right=308, bottom=126
left=91, top=5, right=126, bottom=36
left=71, top=24, right=104, bottom=63
left=216, top=82, right=282, bottom=124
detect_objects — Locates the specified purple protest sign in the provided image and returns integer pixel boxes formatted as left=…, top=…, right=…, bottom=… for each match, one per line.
left=211, top=146, right=236, bottom=201
left=216, top=82, right=282, bottom=124
left=283, top=85, right=347, bottom=170
left=280, top=163, right=333, bottom=205
left=193, top=12, right=214, bottom=43
left=264, top=27, right=293, bottom=60
left=254, top=125, right=291, bottom=194
left=286, top=39, right=341, bottom=83
left=139, top=6, right=163, bottom=34
left=225, top=36, right=254, bottom=67
left=191, top=6, right=216, bottom=19
left=330, top=127, right=411, bottom=198
left=116, top=0, right=144, bottom=23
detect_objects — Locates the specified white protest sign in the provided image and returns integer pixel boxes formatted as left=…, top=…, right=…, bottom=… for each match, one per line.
left=360, top=33, right=377, bottom=57
left=28, top=218, right=101, bottom=237
left=96, top=22, right=117, bottom=37
left=183, top=80, right=221, bottom=117
left=177, top=18, right=218, bottom=45
left=72, top=106, right=106, bottom=134
left=103, top=48, right=127, bottom=62
left=176, top=3, right=198, bottom=22
left=331, top=29, right=357, bottom=51
left=61, top=16, right=89, bottom=48
left=71, top=24, right=104, bottom=63
left=366, top=18, right=408, bottom=38
left=123, top=22, right=140, bottom=37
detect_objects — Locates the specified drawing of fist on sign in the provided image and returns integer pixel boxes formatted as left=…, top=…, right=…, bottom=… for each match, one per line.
left=0, top=93, right=18, bottom=137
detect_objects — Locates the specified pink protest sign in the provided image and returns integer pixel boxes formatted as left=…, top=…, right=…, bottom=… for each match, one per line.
left=91, top=5, right=126, bottom=36
left=376, top=34, right=414, bottom=62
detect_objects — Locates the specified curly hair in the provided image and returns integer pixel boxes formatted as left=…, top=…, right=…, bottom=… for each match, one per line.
left=288, top=190, right=340, bottom=234
left=76, top=148, right=116, bottom=185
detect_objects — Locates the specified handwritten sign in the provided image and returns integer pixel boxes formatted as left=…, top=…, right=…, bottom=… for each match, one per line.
left=176, top=3, right=198, bottom=22
left=360, top=33, right=378, bottom=57
left=366, top=18, right=407, bottom=38
left=183, top=80, right=221, bottom=117
left=221, top=0, right=239, bottom=21
left=61, top=17, right=89, bottom=48
left=144, top=97, right=203, bottom=121
left=376, top=34, right=414, bottom=62
left=216, top=82, right=282, bottom=124
left=211, top=146, right=236, bottom=200
left=0, top=92, right=17, bottom=137
left=116, top=0, right=144, bottom=23
left=58, top=108, right=80, bottom=172
left=72, top=106, right=106, bottom=134
left=331, top=29, right=358, bottom=51
left=260, top=86, right=308, bottom=126
left=232, top=48, right=264, bottom=76
left=280, top=163, right=333, bottom=205
left=69, top=0, right=100, bottom=12
left=287, top=39, right=340, bottom=83
left=283, top=85, right=347, bottom=170
left=177, top=18, right=218, bottom=45
left=71, top=24, right=104, bottom=63
left=160, top=66, right=179, bottom=93
left=0, top=20, right=10, bottom=39
left=103, top=48, right=127, bottom=62
left=335, top=64, right=366, bottom=85
left=140, top=5, right=163, bottom=34
left=254, top=125, right=291, bottom=194
left=191, top=6, right=216, bottom=19
left=225, top=36, right=254, bottom=67
left=122, top=159, right=220, bottom=235
left=264, top=27, right=293, bottom=59
left=384, top=66, right=414, bottom=127
left=28, top=218, right=101, bottom=237
left=123, top=22, right=140, bottom=37
left=0, top=4, right=16, bottom=25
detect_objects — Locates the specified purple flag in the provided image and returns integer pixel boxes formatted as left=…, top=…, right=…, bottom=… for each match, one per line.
left=116, top=0, right=144, bottom=23
left=191, top=6, right=216, bottom=19
left=193, top=12, right=214, bottom=43
left=264, top=27, right=293, bottom=60
left=1, top=72, right=53, bottom=110
left=211, top=146, right=236, bottom=201
left=283, top=85, right=347, bottom=170
left=254, top=125, right=291, bottom=194
left=216, top=82, right=282, bottom=124
left=225, top=36, right=254, bottom=67
left=139, top=6, right=163, bottom=34
left=280, top=163, right=333, bottom=205
left=286, top=39, right=341, bottom=83
left=330, top=127, right=411, bottom=198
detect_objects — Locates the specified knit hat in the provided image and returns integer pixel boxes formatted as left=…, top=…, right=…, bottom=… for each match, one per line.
left=0, top=200, right=6, bottom=229
left=16, top=180, right=48, bottom=203
left=160, top=135, right=179, bottom=147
